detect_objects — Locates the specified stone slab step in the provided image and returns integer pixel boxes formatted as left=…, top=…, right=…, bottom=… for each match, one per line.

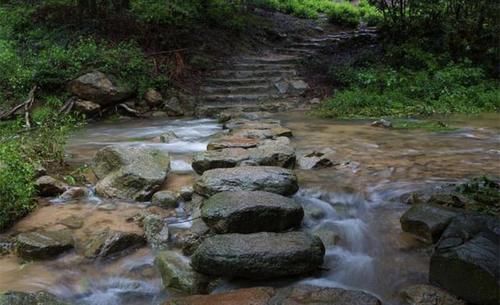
left=191, top=231, right=325, bottom=279
left=199, top=93, right=281, bottom=104
left=214, top=69, right=297, bottom=78
left=239, top=55, right=301, bottom=65
left=288, top=42, right=325, bottom=49
left=274, top=48, right=316, bottom=56
left=200, top=84, right=275, bottom=95
left=229, top=63, right=297, bottom=70
left=205, top=77, right=270, bottom=86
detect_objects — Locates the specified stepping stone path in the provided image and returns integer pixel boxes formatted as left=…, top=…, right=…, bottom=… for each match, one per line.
left=196, top=28, right=378, bottom=116
left=188, top=115, right=325, bottom=280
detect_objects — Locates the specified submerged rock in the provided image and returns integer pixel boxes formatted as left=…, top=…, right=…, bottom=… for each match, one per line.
left=78, top=229, right=145, bottom=258
left=0, top=291, right=71, bottom=305
left=430, top=214, right=500, bottom=305
left=164, top=287, right=275, bottom=305
left=201, top=191, right=303, bottom=233
left=155, top=250, right=210, bottom=294
left=16, top=229, right=73, bottom=260
left=69, top=71, right=133, bottom=105
left=401, top=284, right=466, bottom=305
left=92, top=144, right=170, bottom=201
left=371, top=119, right=393, bottom=128
left=191, top=232, right=325, bottom=279
left=400, top=204, right=461, bottom=243
left=35, top=176, right=68, bottom=197
left=192, top=148, right=250, bottom=174
left=194, top=166, right=299, bottom=197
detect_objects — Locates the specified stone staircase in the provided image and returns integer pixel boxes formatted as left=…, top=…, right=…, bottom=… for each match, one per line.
left=196, top=27, right=378, bottom=116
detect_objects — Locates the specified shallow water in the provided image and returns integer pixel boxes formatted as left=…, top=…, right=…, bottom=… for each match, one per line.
left=1, top=112, right=499, bottom=304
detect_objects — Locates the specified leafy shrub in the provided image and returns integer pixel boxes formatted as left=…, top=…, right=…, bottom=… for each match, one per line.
left=0, top=140, right=35, bottom=231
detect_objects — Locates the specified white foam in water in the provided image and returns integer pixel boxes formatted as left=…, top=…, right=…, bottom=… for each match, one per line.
left=327, top=218, right=369, bottom=253
left=170, top=159, right=193, bottom=172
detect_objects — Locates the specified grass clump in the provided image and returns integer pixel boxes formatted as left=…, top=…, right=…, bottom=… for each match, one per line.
left=316, top=59, right=500, bottom=118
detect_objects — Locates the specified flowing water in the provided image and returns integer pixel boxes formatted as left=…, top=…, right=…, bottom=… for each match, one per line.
left=0, top=112, right=499, bottom=304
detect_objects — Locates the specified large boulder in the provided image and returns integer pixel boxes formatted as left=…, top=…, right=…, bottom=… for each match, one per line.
left=15, top=229, right=73, bottom=260
left=400, top=204, right=461, bottom=243
left=68, top=71, right=133, bottom=105
left=78, top=228, right=145, bottom=258
left=192, top=148, right=250, bottom=174
left=429, top=214, right=500, bottom=305
left=400, top=284, right=466, bottom=305
left=194, top=166, right=299, bottom=197
left=248, top=143, right=296, bottom=168
left=191, top=232, right=325, bottom=279
left=0, top=291, right=70, bottom=305
left=201, top=191, right=303, bottom=233
left=155, top=251, right=210, bottom=294
left=92, top=144, right=170, bottom=201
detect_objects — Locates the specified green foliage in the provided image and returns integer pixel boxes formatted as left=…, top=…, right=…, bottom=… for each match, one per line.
left=456, top=177, right=500, bottom=216
left=0, top=140, right=36, bottom=231
left=317, top=62, right=500, bottom=118
left=253, top=0, right=382, bottom=26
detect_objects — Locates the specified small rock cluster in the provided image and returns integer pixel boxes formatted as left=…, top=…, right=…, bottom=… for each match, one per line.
left=400, top=189, right=500, bottom=305
left=68, top=71, right=193, bottom=118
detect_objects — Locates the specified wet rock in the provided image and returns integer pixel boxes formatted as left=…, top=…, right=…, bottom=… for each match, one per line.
left=275, top=285, right=382, bottom=305
left=261, top=136, right=291, bottom=146
left=144, top=88, right=163, bottom=106
left=179, top=186, right=194, bottom=202
left=79, top=228, right=145, bottom=258
left=401, top=284, right=466, bottom=305
left=73, top=98, right=101, bottom=115
left=231, top=128, right=274, bottom=139
left=275, top=80, right=290, bottom=94
left=248, top=143, right=296, bottom=168
left=223, top=119, right=281, bottom=130
left=400, top=204, right=461, bottom=243
left=58, top=215, right=84, bottom=229
left=152, top=191, right=179, bottom=209
left=194, top=166, right=299, bottom=197
left=0, top=291, right=71, bottom=305
left=155, top=250, right=210, bottom=294
left=164, top=97, right=184, bottom=116
left=312, top=227, right=341, bottom=248
left=68, top=71, right=133, bottom=105
left=59, top=187, right=88, bottom=201
left=35, top=176, right=68, bottom=197
left=207, top=136, right=259, bottom=150
left=92, top=144, right=170, bottom=201
left=0, top=237, right=14, bottom=255
left=371, top=119, right=393, bottom=128
left=192, top=148, right=250, bottom=174
left=201, top=191, right=304, bottom=233
left=143, top=214, right=169, bottom=249
left=152, top=131, right=178, bottom=143
left=151, top=111, right=168, bottom=117
left=430, top=214, right=500, bottom=305
left=290, top=80, right=309, bottom=92
left=97, top=203, right=117, bottom=211
left=191, top=232, right=325, bottom=279
left=297, top=150, right=336, bottom=170
left=16, top=229, right=73, bottom=260
left=176, top=287, right=278, bottom=305
left=164, top=287, right=275, bottom=305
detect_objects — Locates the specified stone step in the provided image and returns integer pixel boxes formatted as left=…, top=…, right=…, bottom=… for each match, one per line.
left=199, top=93, right=281, bottom=104
left=230, top=63, right=297, bottom=70
left=205, top=77, right=270, bottom=86
left=200, top=84, right=275, bottom=95
left=213, top=69, right=297, bottom=78
left=288, top=42, right=325, bottom=49
left=274, top=48, right=316, bottom=56
left=191, top=231, right=325, bottom=279
left=304, top=36, right=341, bottom=43
left=239, top=55, right=301, bottom=65
left=201, top=191, right=303, bottom=233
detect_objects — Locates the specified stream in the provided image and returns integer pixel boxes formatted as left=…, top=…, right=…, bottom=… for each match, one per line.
left=1, top=112, right=499, bottom=305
